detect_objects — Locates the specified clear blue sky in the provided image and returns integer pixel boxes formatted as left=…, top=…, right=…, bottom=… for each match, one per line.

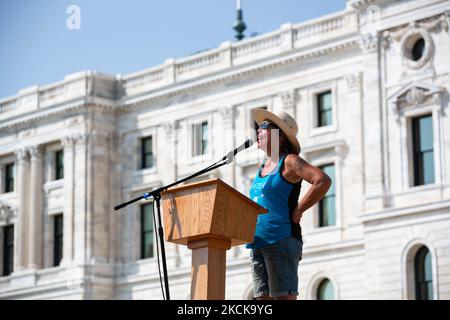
left=0, top=0, right=346, bottom=99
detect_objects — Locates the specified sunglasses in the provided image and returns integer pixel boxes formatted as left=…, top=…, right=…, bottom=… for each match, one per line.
left=259, top=121, right=278, bottom=130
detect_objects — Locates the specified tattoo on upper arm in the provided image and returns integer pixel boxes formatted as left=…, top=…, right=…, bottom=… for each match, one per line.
left=295, top=157, right=306, bottom=171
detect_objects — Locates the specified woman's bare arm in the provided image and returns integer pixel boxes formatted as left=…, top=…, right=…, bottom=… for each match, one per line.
left=284, top=154, right=332, bottom=223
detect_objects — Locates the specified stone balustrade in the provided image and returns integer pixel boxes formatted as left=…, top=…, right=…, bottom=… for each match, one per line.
left=0, top=97, right=16, bottom=113
left=294, top=11, right=358, bottom=46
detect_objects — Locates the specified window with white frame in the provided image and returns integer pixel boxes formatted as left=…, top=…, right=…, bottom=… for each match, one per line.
left=45, top=144, right=65, bottom=183
left=3, top=163, right=15, bottom=193
left=54, top=150, right=64, bottom=180
left=318, top=164, right=336, bottom=227
left=140, top=203, right=154, bottom=259
left=192, top=121, right=209, bottom=157
left=389, top=83, right=443, bottom=190
left=52, top=214, right=63, bottom=267
left=1, top=225, right=14, bottom=276
left=140, top=136, right=154, bottom=169
left=411, top=114, right=434, bottom=186
left=317, top=278, right=335, bottom=300
left=414, top=246, right=433, bottom=300
left=316, top=91, right=333, bottom=127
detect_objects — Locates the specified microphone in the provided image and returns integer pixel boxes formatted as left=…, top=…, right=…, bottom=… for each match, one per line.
left=222, top=139, right=254, bottom=162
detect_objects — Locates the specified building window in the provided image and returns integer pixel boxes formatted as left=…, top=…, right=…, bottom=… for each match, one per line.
left=317, top=279, right=334, bottom=300
left=411, top=38, right=425, bottom=61
left=317, top=91, right=332, bottom=127
left=2, top=225, right=14, bottom=276
left=412, top=115, right=434, bottom=186
left=318, top=164, right=335, bottom=227
left=141, top=203, right=154, bottom=259
left=53, top=214, right=63, bottom=267
left=192, top=121, right=209, bottom=156
left=4, top=163, right=15, bottom=193
left=415, top=246, right=433, bottom=300
left=141, top=136, right=154, bottom=169
left=55, top=150, right=64, bottom=180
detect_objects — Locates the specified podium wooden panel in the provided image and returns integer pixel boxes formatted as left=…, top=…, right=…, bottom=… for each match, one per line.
left=161, top=178, right=266, bottom=300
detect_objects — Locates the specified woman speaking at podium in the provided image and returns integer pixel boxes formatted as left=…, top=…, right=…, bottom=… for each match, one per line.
left=247, top=109, right=332, bottom=300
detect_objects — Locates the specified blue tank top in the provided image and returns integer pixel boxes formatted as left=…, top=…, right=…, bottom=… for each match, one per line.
left=246, top=153, right=303, bottom=249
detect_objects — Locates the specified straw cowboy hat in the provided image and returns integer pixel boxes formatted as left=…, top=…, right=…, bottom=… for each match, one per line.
left=252, top=108, right=301, bottom=154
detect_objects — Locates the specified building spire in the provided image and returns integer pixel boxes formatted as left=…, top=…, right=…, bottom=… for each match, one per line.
left=233, top=0, right=246, bottom=41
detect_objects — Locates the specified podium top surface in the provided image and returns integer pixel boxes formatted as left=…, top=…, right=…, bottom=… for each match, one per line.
left=161, top=178, right=266, bottom=212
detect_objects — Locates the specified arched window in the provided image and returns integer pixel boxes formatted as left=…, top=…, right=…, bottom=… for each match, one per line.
left=317, top=279, right=334, bottom=300
left=415, top=246, right=433, bottom=300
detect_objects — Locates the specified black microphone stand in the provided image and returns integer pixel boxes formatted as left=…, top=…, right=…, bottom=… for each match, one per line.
left=114, top=157, right=232, bottom=300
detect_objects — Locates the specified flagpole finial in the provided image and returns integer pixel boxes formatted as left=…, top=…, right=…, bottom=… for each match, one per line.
left=233, top=0, right=246, bottom=40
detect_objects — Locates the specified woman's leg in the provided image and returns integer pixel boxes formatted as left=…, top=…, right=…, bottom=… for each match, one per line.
left=250, top=248, right=270, bottom=299
left=262, top=237, right=302, bottom=300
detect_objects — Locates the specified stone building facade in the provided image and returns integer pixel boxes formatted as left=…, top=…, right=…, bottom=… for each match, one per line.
left=0, top=0, right=450, bottom=299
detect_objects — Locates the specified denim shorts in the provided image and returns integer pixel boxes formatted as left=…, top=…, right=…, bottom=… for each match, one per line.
left=250, top=236, right=303, bottom=298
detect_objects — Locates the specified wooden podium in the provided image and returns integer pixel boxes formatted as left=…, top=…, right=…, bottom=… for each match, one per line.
left=161, top=178, right=267, bottom=300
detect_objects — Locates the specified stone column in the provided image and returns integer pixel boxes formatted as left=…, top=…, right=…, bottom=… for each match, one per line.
left=219, top=106, right=235, bottom=186
left=28, top=145, right=43, bottom=269
left=60, top=136, right=75, bottom=266
left=359, top=32, right=386, bottom=212
left=219, top=106, right=241, bottom=257
left=89, top=131, right=112, bottom=262
left=162, top=121, right=183, bottom=267
left=162, top=121, right=178, bottom=184
left=109, top=133, right=122, bottom=265
left=14, top=148, right=29, bottom=271
left=73, top=134, right=88, bottom=263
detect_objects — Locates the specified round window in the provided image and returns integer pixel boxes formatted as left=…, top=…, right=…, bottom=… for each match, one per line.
left=411, top=38, right=425, bottom=61
left=400, top=29, right=433, bottom=69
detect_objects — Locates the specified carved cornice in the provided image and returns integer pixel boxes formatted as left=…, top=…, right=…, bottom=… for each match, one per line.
left=0, top=97, right=117, bottom=133
left=390, top=82, right=444, bottom=104
left=382, top=12, right=449, bottom=49
left=64, top=115, right=85, bottom=128
left=389, top=82, right=446, bottom=121
left=121, top=38, right=360, bottom=109
left=0, top=37, right=359, bottom=133
left=405, top=87, right=427, bottom=105
left=17, top=128, right=37, bottom=139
